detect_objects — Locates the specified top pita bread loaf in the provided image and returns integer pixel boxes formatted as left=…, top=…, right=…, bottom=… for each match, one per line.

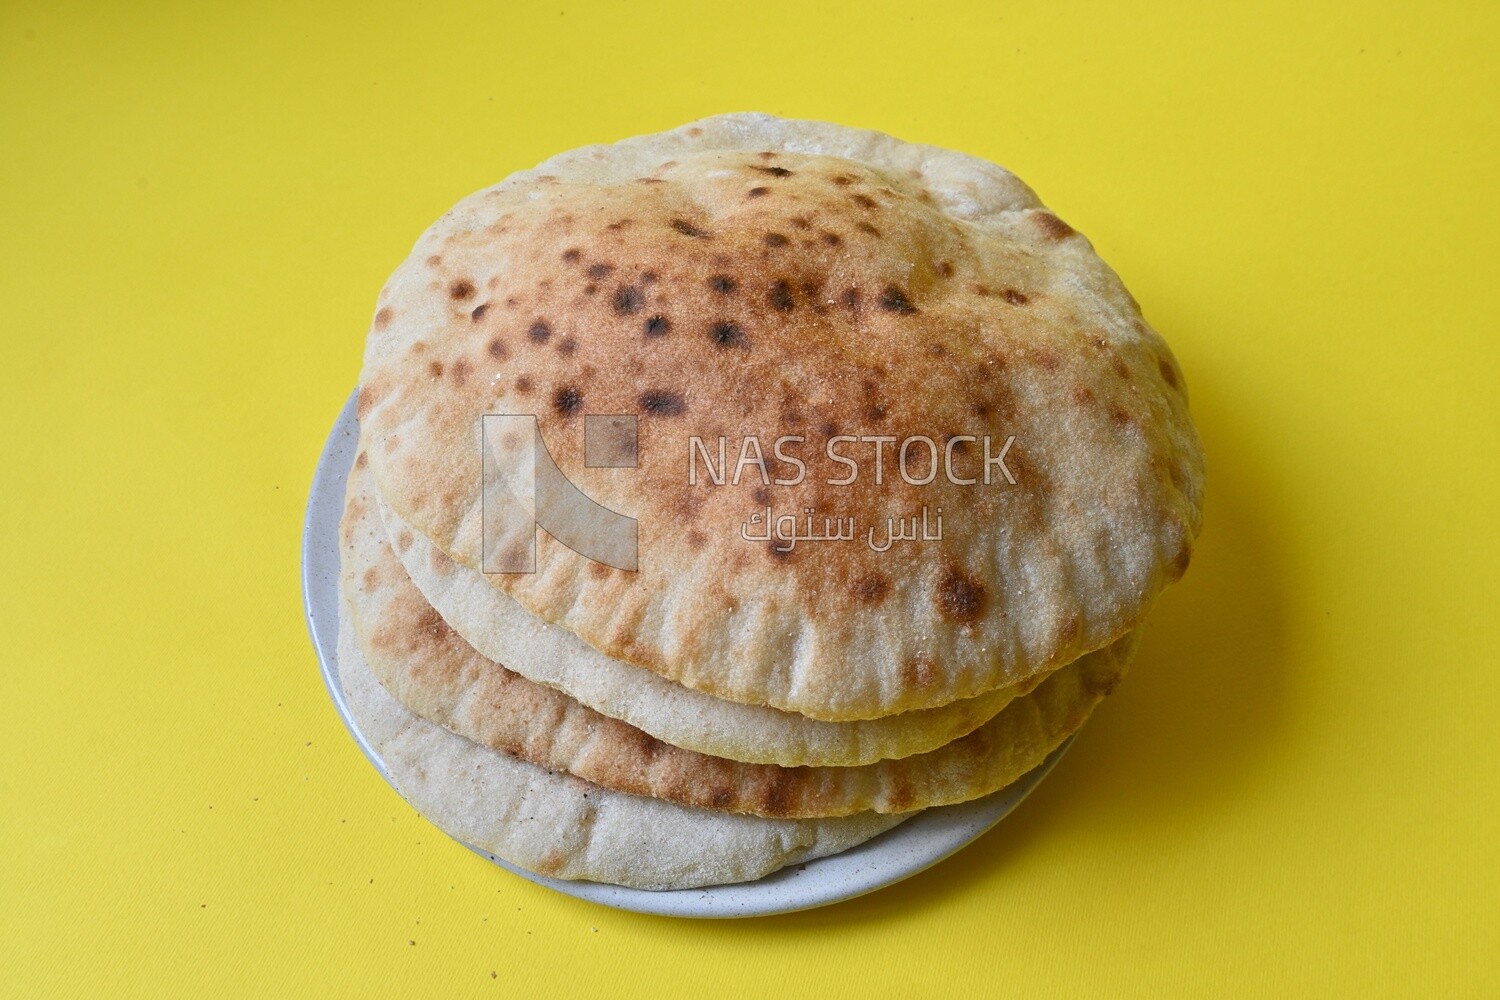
left=359, top=113, right=1204, bottom=720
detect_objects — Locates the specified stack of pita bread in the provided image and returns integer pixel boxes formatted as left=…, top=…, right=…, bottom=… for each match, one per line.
left=338, top=114, right=1204, bottom=890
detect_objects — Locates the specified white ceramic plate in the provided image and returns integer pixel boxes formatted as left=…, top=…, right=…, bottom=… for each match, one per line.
left=302, top=391, right=1080, bottom=918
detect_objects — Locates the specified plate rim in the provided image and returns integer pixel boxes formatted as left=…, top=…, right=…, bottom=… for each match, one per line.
left=302, top=389, right=1079, bottom=919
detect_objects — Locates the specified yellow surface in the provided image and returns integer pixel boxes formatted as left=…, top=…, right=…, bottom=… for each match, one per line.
left=2, top=0, right=1497, bottom=995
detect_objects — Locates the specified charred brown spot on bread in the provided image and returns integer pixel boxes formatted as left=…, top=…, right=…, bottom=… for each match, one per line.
left=841, top=287, right=861, bottom=310
left=449, top=279, right=475, bottom=300
left=708, top=275, right=737, bottom=294
left=413, top=602, right=448, bottom=640
left=1159, top=358, right=1180, bottom=389
left=884, top=777, right=917, bottom=812
left=672, top=491, right=705, bottom=524
left=425, top=254, right=442, bottom=267
left=1073, top=385, right=1096, bottom=405
left=586, top=263, right=613, bottom=279
left=1034, top=212, right=1076, bottom=240
left=1112, top=356, right=1131, bottom=380
left=557, top=337, right=577, bottom=356
left=763, top=232, right=789, bottom=248
left=878, top=285, right=917, bottom=314
left=768, top=280, right=796, bottom=312
left=643, top=314, right=671, bottom=338
left=670, top=219, right=709, bottom=238
left=900, top=656, right=938, bottom=689
left=832, top=174, right=855, bottom=186
left=528, top=320, right=552, bottom=343
left=710, top=321, right=746, bottom=349
left=486, top=336, right=508, bottom=359
left=552, top=385, right=583, bottom=416
left=450, top=359, right=470, bottom=386
left=752, top=165, right=793, bottom=178
left=935, top=261, right=955, bottom=278
left=469, top=303, right=489, bottom=322
left=851, top=193, right=877, bottom=209
left=854, top=573, right=891, bottom=604
left=374, top=307, right=393, bottom=328
left=751, top=486, right=771, bottom=505
left=1002, top=442, right=1039, bottom=486
left=1108, top=404, right=1132, bottom=426
left=533, top=851, right=566, bottom=877
left=821, top=231, right=842, bottom=246
left=514, top=376, right=533, bottom=394
left=622, top=726, right=663, bottom=763
left=640, top=390, right=685, bottom=416
left=1001, top=288, right=1028, bottom=306
left=790, top=215, right=812, bottom=230
left=856, top=221, right=881, bottom=237
left=427, top=360, right=444, bottom=378
left=936, top=569, right=987, bottom=623
left=495, top=541, right=528, bottom=571
left=745, top=775, right=789, bottom=817
left=355, top=384, right=378, bottom=419
left=613, top=285, right=643, bottom=315
left=747, top=186, right=770, bottom=198
left=710, top=787, right=734, bottom=809
left=605, top=219, right=632, bottom=231
left=354, top=450, right=368, bottom=469
left=561, top=248, right=582, bottom=264
left=395, top=528, right=413, bottom=552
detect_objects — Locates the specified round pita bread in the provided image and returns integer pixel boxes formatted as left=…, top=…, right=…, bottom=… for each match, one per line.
left=336, top=603, right=908, bottom=890
left=358, top=113, right=1203, bottom=719
left=342, top=457, right=1135, bottom=817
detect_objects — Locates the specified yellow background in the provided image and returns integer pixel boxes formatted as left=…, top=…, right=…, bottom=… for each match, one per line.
left=2, top=0, right=1497, bottom=995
